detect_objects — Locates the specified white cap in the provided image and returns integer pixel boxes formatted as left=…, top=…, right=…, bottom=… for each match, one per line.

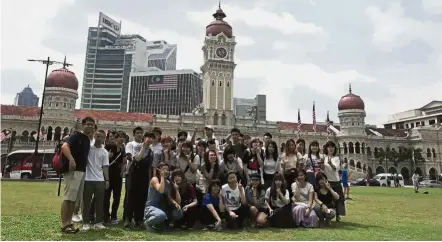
left=205, top=125, right=214, bottom=130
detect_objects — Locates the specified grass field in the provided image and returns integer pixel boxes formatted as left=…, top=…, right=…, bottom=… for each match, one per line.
left=1, top=182, right=442, bottom=241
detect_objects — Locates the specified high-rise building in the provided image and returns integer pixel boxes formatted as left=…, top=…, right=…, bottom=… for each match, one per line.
left=80, top=12, right=147, bottom=112
left=233, top=94, right=267, bottom=121
left=145, top=40, right=177, bottom=71
left=128, top=70, right=202, bottom=115
left=14, top=85, right=39, bottom=107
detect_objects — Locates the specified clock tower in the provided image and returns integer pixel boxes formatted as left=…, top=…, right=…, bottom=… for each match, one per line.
left=201, top=4, right=236, bottom=126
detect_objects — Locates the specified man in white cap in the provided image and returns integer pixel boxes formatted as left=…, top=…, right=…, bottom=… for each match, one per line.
left=203, top=125, right=219, bottom=150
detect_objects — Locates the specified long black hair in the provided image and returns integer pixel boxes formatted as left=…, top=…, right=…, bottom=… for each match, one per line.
left=323, top=141, right=337, bottom=156
left=270, top=172, right=287, bottom=201
left=207, top=179, right=222, bottom=195
left=265, top=140, right=279, bottom=161
left=314, top=172, right=328, bottom=191
left=204, top=149, right=220, bottom=175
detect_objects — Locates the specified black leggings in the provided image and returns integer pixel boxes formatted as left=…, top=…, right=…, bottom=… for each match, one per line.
left=225, top=204, right=249, bottom=229
left=200, top=206, right=221, bottom=226
left=124, top=174, right=149, bottom=223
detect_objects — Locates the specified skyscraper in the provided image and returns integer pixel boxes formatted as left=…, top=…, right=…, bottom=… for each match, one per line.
left=80, top=12, right=147, bottom=112
left=233, top=95, right=267, bottom=121
left=128, top=69, right=202, bottom=115
left=146, top=40, right=177, bottom=71
left=14, top=85, right=39, bottom=107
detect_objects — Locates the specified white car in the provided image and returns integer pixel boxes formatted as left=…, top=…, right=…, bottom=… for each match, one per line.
left=373, top=173, right=404, bottom=187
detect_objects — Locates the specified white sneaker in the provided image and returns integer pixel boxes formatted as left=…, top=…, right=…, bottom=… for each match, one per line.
left=94, top=223, right=106, bottom=229
left=82, top=224, right=91, bottom=231
left=72, top=214, right=83, bottom=223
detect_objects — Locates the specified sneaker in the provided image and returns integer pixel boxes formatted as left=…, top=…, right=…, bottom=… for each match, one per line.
left=82, top=224, right=91, bottom=231
left=94, top=223, right=106, bottom=229
left=72, top=214, right=83, bottom=223
left=110, top=219, right=119, bottom=225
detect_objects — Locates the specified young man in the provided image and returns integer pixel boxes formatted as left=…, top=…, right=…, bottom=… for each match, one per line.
left=124, top=128, right=154, bottom=229
left=103, top=131, right=126, bottom=224
left=203, top=125, right=219, bottom=150
left=60, top=117, right=95, bottom=234
left=82, top=130, right=109, bottom=231
left=412, top=170, right=420, bottom=193
left=263, top=133, right=272, bottom=148
left=228, top=128, right=247, bottom=159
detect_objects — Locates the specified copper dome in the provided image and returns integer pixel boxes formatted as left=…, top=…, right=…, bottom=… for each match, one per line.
left=206, top=7, right=233, bottom=38
left=46, top=68, right=78, bottom=91
left=338, top=85, right=365, bottom=111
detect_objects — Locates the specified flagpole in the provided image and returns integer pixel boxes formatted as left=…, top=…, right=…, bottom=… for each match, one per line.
left=313, top=101, right=316, bottom=139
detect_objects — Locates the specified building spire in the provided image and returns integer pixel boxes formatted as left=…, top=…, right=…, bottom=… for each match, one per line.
left=213, top=0, right=226, bottom=20
left=349, top=82, right=352, bottom=94
left=218, top=0, right=221, bottom=9
left=62, top=55, right=67, bottom=68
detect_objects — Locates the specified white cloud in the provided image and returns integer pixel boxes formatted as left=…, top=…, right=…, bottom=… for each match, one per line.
left=421, top=0, right=442, bottom=15
left=187, top=3, right=324, bottom=35
left=235, top=36, right=256, bottom=47
left=272, top=41, right=290, bottom=50
left=366, top=2, right=442, bottom=52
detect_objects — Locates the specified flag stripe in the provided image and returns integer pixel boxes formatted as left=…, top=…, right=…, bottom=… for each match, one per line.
left=312, top=103, right=316, bottom=132
left=297, top=109, right=301, bottom=135
left=148, top=75, right=178, bottom=90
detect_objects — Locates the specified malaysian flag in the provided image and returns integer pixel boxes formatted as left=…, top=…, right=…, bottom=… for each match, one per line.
left=148, top=74, right=178, bottom=91
left=312, top=102, right=316, bottom=133
left=326, top=111, right=331, bottom=140
left=297, top=109, right=302, bottom=136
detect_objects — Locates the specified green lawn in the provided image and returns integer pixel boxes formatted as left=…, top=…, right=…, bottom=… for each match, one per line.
left=1, top=182, right=441, bottom=241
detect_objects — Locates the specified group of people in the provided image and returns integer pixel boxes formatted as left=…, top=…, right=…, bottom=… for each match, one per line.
left=58, top=117, right=348, bottom=234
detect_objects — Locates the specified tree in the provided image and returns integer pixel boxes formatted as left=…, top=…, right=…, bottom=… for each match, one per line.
left=397, top=146, right=413, bottom=162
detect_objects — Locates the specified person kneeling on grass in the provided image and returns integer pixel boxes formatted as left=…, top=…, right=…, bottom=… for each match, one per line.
left=82, top=130, right=109, bottom=231
left=171, top=169, right=199, bottom=229
left=144, top=163, right=183, bottom=232
left=200, top=179, right=225, bottom=231
left=245, top=173, right=269, bottom=227
left=265, top=172, right=296, bottom=228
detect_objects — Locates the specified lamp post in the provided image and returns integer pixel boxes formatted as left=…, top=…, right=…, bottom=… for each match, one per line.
left=27, top=56, right=72, bottom=179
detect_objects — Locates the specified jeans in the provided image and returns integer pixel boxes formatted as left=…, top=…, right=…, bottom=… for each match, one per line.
left=82, top=181, right=105, bottom=224
left=144, top=206, right=183, bottom=228
left=313, top=204, right=336, bottom=221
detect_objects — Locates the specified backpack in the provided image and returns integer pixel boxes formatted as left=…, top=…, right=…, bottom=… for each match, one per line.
left=52, top=132, right=82, bottom=174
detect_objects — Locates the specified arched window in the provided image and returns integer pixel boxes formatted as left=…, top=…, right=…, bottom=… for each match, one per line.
left=374, top=147, right=379, bottom=158
left=349, top=142, right=354, bottom=154
left=343, top=142, right=348, bottom=154
left=355, top=142, right=361, bottom=154
left=212, top=80, right=215, bottom=86
left=54, top=127, right=62, bottom=141
left=219, top=81, right=222, bottom=86
left=221, top=113, right=227, bottom=125
left=227, top=82, right=230, bottom=87
left=361, top=143, right=366, bottom=154
left=21, top=130, right=29, bottom=142
left=427, top=148, right=432, bottom=158
left=367, top=147, right=372, bottom=156
left=213, top=113, right=219, bottom=125
left=47, top=126, right=53, bottom=141
left=432, top=148, right=437, bottom=158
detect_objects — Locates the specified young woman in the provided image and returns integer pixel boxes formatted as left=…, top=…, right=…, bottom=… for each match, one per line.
left=170, top=170, right=198, bottom=229
left=176, top=141, right=200, bottom=188
left=296, top=139, right=306, bottom=156
left=305, top=141, right=324, bottom=185
left=291, top=169, right=319, bottom=228
left=245, top=173, right=268, bottom=227
left=263, top=141, right=280, bottom=189
left=220, top=146, right=243, bottom=183
left=265, top=172, right=295, bottom=228
left=320, top=141, right=345, bottom=222
left=222, top=171, right=248, bottom=229
left=161, top=136, right=177, bottom=169
left=313, top=173, right=339, bottom=227
left=281, top=139, right=304, bottom=196
left=200, top=179, right=225, bottom=231
left=242, top=138, right=264, bottom=186
left=144, top=163, right=183, bottom=232
left=201, top=150, right=225, bottom=185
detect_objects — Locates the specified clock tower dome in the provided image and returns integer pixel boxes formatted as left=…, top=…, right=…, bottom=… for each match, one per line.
left=201, top=4, right=236, bottom=126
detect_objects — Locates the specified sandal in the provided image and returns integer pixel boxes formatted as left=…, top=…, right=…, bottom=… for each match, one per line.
left=61, top=224, right=79, bottom=234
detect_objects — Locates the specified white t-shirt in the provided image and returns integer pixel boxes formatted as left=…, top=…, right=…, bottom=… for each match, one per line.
left=291, top=182, right=314, bottom=205
left=176, top=153, right=200, bottom=184
left=85, top=145, right=109, bottom=181
left=125, top=141, right=143, bottom=157
left=265, top=187, right=289, bottom=208
left=322, top=156, right=341, bottom=182
left=263, top=157, right=279, bottom=175
left=222, top=183, right=241, bottom=210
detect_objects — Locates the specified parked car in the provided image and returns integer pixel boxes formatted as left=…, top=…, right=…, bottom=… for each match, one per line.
left=350, top=178, right=380, bottom=186
left=373, top=173, right=405, bottom=187
left=419, top=180, right=442, bottom=188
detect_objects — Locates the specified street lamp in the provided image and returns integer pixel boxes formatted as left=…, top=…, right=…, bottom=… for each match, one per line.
left=27, top=56, right=72, bottom=179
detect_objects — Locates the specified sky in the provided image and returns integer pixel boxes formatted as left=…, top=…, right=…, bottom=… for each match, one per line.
left=1, top=0, right=442, bottom=126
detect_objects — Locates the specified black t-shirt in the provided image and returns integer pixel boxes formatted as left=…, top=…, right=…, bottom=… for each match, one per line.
left=229, top=143, right=248, bottom=159
left=66, top=131, right=91, bottom=172
left=105, top=143, right=125, bottom=178
left=242, top=148, right=264, bottom=171
left=315, top=188, right=335, bottom=208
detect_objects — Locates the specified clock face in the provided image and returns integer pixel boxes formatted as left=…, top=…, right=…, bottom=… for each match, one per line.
left=216, top=48, right=227, bottom=58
